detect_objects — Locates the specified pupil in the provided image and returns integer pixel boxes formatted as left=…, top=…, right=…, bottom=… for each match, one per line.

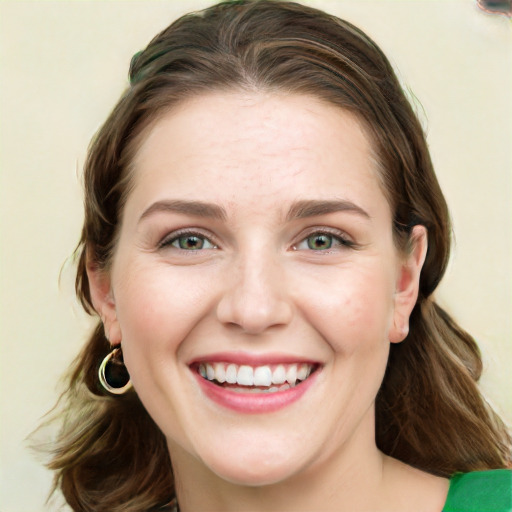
left=180, top=236, right=203, bottom=249
left=308, top=234, right=332, bottom=250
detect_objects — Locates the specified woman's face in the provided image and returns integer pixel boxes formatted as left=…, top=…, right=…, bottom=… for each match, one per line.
left=90, top=92, right=425, bottom=486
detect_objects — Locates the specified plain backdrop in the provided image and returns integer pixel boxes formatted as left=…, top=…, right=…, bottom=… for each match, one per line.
left=1, top=1, right=511, bottom=510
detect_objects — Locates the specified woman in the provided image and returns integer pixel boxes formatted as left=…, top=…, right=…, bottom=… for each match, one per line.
left=44, top=1, right=511, bottom=510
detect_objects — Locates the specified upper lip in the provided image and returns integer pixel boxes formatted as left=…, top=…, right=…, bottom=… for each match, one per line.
left=188, top=351, right=322, bottom=367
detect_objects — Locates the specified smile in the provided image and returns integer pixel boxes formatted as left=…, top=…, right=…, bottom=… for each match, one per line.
left=197, top=362, right=315, bottom=392
left=191, top=360, right=320, bottom=413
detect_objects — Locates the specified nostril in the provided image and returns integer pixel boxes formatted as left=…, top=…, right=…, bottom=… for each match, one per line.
left=216, top=283, right=293, bottom=334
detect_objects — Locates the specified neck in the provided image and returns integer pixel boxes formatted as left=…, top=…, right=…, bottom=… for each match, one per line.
left=169, top=412, right=393, bottom=512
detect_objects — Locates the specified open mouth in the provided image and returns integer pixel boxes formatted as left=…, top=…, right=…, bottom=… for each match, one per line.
left=193, top=362, right=318, bottom=394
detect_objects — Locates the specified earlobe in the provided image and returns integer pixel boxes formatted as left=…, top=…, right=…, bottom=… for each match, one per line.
left=389, top=225, right=428, bottom=344
left=86, top=253, right=121, bottom=345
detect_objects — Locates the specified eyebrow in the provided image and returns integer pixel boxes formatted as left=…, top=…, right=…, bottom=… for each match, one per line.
left=285, top=199, right=370, bottom=221
left=138, top=198, right=369, bottom=224
left=139, top=199, right=227, bottom=223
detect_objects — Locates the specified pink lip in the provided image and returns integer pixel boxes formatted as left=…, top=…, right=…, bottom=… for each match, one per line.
left=189, top=351, right=318, bottom=366
left=191, top=364, right=320, bottom=414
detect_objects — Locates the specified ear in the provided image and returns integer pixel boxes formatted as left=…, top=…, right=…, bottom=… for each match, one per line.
left=86, top=250, right=121, bottom=345
left=389, top=225, right=428, bottom=344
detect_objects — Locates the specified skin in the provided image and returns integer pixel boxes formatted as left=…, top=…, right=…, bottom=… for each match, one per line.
left=89, top=92, right=449, bottom=511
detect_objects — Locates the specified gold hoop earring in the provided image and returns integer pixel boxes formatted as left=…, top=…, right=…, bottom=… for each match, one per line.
left=98, top=347, right=132, bottom=395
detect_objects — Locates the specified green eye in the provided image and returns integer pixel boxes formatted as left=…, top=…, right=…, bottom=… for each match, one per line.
left=306, top=234, right=333, bottom=250
left=169, top=234, right=215, bottom=250
left=293, top=231, right=354, bottom=252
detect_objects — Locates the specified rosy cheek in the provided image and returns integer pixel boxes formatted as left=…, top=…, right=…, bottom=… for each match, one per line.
left=315, top=276, right=391, bottom=349
left=116, top=264, right=212, bottom=342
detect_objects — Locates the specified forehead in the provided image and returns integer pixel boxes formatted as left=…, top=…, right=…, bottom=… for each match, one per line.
left=127, top=91, right=388, bottom=222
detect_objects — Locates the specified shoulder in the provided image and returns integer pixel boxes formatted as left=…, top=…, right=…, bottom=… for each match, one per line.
left=443, top=469, right=512, bottom=512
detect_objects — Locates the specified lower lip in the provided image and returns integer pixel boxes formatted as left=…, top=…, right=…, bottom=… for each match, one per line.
left=193, top=370, right=319, bottom=414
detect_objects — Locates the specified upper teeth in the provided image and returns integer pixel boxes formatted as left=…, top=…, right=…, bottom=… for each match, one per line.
left=198, top=362, right=313, bottom=387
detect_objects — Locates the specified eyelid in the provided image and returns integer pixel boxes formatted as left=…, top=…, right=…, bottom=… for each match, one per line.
left=158, top=228, right=219, bottom=250
left=291, top=226, right=355, bottom=250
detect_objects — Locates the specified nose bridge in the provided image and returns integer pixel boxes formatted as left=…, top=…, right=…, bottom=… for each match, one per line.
left=216, top=241, right=292, bottom=334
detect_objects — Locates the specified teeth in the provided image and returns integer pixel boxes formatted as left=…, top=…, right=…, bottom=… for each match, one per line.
left=253, top=366, right=272, bottom=386
left=214, top=362, right=226, bottom=383
left=230, top=383, right=291, bottom=394
left=272, top=365, right=286, bottom=385
left=297, top=364, right=309, bottom=381
left=286, top=365, right=297, bottom=385
left=237, top=365, right=253, bottom=386
left=225, top=364, right=237, bottom=384
left=199, top=362, right=315, bottom=388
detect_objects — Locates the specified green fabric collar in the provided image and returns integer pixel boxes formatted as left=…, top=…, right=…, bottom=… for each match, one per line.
left=443, top=469, right=512, bottom=512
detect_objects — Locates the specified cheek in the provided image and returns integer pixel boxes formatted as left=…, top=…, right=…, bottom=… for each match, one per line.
left=296, top=264, right=395, bottom=353
left=109, top=259, right=218, bottom=437
left=112, top=258, right=216, bottom=358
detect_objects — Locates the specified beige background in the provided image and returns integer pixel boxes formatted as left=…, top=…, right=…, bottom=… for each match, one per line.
left=1, top=1, right=510, bottom=510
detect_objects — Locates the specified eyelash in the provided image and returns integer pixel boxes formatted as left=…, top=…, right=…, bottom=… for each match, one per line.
left=292, top=229, right=355, bottom=252
left=158, top=228, right=354, bottom=252
left=158, top=230, right=218, bottom=251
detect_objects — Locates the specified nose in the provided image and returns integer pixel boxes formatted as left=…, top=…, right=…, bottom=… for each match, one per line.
left=216, top=250, right=293, bottom=335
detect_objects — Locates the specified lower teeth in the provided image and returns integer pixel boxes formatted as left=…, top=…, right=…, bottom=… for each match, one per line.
left=203, top=379, right=300, bottom=393
left=228, top=383, right=291, bottom=393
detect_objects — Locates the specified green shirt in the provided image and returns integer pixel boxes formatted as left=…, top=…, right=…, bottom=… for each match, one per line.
left=443, top=470, right=512, bottom=512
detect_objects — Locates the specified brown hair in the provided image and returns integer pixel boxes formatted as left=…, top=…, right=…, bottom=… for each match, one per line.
left=44, top=1, right=511, bottom=510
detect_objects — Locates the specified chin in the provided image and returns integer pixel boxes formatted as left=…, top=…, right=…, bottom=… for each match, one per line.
left=207, top=459, right=300, bottom=487
left=199, top=439, right=309, bottom=487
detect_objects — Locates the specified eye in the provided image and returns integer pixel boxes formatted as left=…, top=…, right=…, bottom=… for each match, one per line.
left=160, top=232, right=217, bottom=251
left=305, top=233, right=334, bottom=250
left=293, top=231, right=354, bottom=251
